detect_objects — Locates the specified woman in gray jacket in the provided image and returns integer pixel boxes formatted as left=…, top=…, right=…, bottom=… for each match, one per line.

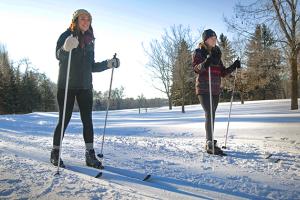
left=51, top=9, right=120, bottom=168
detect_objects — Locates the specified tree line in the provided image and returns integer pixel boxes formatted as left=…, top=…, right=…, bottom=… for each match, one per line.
left=145, top=0, right=299, bottom=111
left=0, top=45, right=56, bottom=114
left=91, top=88, right=167, bottom=112
left=0, top=45, right=167, bottom=114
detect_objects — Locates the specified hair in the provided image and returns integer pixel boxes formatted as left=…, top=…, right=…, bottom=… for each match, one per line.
left=69, top=18, right=94, bottom=48
left=69, top=19, right=94, bottom=36
left=198, top=42, right=207, bottom=49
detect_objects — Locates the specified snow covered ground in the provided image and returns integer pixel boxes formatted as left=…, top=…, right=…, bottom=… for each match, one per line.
left=0, top=99, right=299, bottom=199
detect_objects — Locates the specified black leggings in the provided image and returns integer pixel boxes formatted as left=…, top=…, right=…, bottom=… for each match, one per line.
left=198, top=94, right=219, bottom=141
left=53, top=89, right=94, bottom=146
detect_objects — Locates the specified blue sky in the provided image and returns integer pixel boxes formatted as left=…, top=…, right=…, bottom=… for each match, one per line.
left=0, top=0, right=239, bottom=98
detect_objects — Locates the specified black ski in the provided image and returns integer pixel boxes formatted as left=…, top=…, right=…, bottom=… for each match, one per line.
left=143, top=174, right=151, bottom=181
left=274, top=159, right=281, bottom=163
left=207, top=151, right=227, bottom=156
left=265, top=154, right=273, bottom=159
left=66, top=164, right=151, bottom=182
left=103, top=165, right=151, bottom=182
left=264, top=154, right=281, bottom=163
left=95, top=172, right=103, bottom=178
left=207, top=152, right=227, bottom=157
left=97, top=169, right=151, bottom=181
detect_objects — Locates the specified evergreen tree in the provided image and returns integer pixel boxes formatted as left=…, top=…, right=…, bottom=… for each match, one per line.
left=0, top=44, right=57, bottom=114
left=0, top=46, right=17, bottom=113
left=14, top=65, right=23, bottom=112
left=19, top=68, right=41, bottom=113
left=6, top=65, right=18, bottom=113
left=218, top=33, right=237, bottom=102
left=0, top=71, right=3, bottom=114
left=245, top=24, right=282, bottom=100
left=39, top=73, right=56, bottom=112
left=171, top=40, right=195, bottom=113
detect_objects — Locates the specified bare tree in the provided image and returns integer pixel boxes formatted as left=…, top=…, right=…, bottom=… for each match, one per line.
left=225, top=0, right=300, bottom=110
left=144, top=25, right=196, bottom=110
left=137, top=94, right=147, bottom=114
left=144, top=39, right=173, bottom=109
left=231, top=36, right=249, bottom=104
left=111, top=86, right=125, bottom=110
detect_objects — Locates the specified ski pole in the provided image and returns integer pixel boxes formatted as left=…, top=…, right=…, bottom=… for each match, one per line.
left=98, top=53, right=117, bottom=158
left=208, top=63, right=215, bottom=155
left=222, top=66, right=238, bottom=149
left=55, top=48, right=72, bottom=176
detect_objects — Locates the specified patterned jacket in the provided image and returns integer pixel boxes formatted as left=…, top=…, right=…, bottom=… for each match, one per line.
left=192, top=44, right=235, bottom=95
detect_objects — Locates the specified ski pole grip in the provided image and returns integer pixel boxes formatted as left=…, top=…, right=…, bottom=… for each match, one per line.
left=112, top=53, right=117, bottom=68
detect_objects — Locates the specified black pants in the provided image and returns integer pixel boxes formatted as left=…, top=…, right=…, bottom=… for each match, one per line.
left=53, top=89, right=94, bottom=146
left=198, top=94, right=219, bottom=141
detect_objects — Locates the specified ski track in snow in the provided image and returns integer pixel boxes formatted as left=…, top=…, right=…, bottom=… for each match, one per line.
left=0, top=99, right=299, bottom=199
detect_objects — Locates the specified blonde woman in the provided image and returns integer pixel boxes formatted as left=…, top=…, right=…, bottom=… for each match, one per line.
left=51, top=9, right=120, bottom=168
left=192, top=29, right=240, bottom=155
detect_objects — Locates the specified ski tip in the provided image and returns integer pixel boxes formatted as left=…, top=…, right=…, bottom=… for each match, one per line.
left=265, top=154, right=273, bottom=159
left=274, top=159, right=281, bottom=163
left=95, top=172, right=103, bottom=178
left=143, top=174, right=151, bottom=181
left=54, top=171, right=61, bottom=176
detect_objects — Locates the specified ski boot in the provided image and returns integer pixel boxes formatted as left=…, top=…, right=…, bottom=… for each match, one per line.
left=50, top=148, right=65, bottom=168
left=206, top=140, right=226, bottom=156
left=85, top=149, right=104, bottom=169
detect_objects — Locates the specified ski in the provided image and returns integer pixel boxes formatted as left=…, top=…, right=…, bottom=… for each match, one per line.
left=265, top=154, right=273, bottom=159
left=207, top=152, right=227, bottom=157
left=219, top=152, right=227, bottom=156
left=66, top=163, right=151, bottom=182
left=95, top=172, right=103, bottom=178
left=103, top=165, right=151, bottom=182
left=267, top=158, right=281, bottom=163
left=143, top=174, right=151, bottom=181
left=274, top=159, right=281, bottom=163
left=206, top=150, right=227, bottom=156
left=264, top=154, right=281, bottom=163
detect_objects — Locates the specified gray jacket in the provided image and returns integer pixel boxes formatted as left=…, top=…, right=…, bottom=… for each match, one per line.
left=56, top=29, right=109, bottom=89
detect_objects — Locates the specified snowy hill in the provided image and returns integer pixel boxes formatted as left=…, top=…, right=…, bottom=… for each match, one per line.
left=0, top=99, right=299, bottom=199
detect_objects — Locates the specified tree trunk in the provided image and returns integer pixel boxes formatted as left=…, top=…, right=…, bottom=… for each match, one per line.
left=290, top=53, right=299, bottom=110
left=240, top=91, right=245, bottom=104
left=167, top=94, right=172, bottom=110
left=181, top=87, right=185, bottom=113
left=181, top=95, right=185, bottom=113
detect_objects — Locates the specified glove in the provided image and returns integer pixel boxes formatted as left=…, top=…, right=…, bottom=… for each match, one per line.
left=63, top=35, right=79, bottom=52
left=107, top=57, right=120, bottom=68
left=211, top=47, right=221, bottom=65
left=203, top=55, right=212, bottom=69
left=232, top=59, right=241, bottom=69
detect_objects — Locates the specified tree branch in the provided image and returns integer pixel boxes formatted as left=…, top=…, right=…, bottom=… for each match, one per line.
left=272, top=0, right=293, bottom=43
